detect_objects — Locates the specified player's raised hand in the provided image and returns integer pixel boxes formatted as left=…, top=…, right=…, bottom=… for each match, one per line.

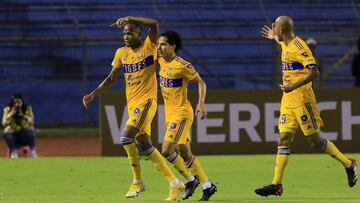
left=82, top=94, right=94, bottom=108
left=261, top=23, right=275, bottom=40
left=196, top=103, right=208, bottom=120
left=110, top=16, right=131, bottom=28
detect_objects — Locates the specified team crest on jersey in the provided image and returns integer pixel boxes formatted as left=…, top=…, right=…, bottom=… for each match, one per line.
left=170, top=123, right=177, bottom=129
left=134, top=108, right=141, bottom=115
left=136, top=51, right=144, bottom=59
left=123, top=53, right=128, bottom=61
left=301, top=115, right=309, bottom=123
left=166, top=67, right=173, bottom=77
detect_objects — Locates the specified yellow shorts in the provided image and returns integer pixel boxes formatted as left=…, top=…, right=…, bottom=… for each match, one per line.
left=164, top=118, right=192, bottom=144
left=126, top=98, right=157, bottom=136
left=278, top=102, right=323, bottom=136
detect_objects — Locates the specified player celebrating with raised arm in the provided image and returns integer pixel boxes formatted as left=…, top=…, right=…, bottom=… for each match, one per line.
left=255, top=16, right=357, bottom=197
left=157, top=31, right=217, bottom=201
left=83, top=16, right=183, bottom=201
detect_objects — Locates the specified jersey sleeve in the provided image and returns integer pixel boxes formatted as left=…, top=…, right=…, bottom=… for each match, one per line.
left=183, top=62, right=199, bottom=81
left=111, top=48, right=123, bottom=69
left=297, top=42, right=317, bottom=68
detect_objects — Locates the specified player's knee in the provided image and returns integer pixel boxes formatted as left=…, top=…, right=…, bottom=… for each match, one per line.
left=119, top=134, right=134, bottom=145
left=278, top=136, right=291, bottom=146
left=309, top=140, right=322, bottom=150
left=177, top=146, right=192, bottom=161
left=142, top=145, right=155, bottom=156
left=161, top=148, right=174, bottom=158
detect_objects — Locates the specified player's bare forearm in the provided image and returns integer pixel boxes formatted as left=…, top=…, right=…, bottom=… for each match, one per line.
left=127, top=16, right=158, bottom=29
left=134, top=17, right=158, bottom=43
left=273, top=35, right=281, bottom=46
left=111, top=16, right=158, bottom=43
left=197, top=78, right=207, bottom=105
left=90, top=68, right=120, bottom=97
left=293, top=68, right=319, bottom=89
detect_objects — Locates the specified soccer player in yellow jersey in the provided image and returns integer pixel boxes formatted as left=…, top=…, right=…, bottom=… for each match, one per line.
left=82, top=16, right=183, bottom=201
left=157, top=31, right=217, bottom=201
left=255, top=16, right=357, bottom=197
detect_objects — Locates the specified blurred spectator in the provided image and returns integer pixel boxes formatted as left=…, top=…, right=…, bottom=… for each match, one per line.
left=2, top=94, right=37, bottom=158
left=306, top=37, right=322, bottom=88
left=352, top=38, right=360, bottom=87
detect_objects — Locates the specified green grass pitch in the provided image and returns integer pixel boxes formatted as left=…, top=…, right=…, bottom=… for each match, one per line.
left=0, top=154, right=359, bottom=203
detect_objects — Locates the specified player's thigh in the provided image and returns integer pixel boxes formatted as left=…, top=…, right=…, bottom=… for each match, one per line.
left=126, top=98, right=157, bottom=136
left=278, top=106, right=298, bottom=135
left=164, top=118, right=192, bottom=145
left=294, top=102, right=323, bottom=136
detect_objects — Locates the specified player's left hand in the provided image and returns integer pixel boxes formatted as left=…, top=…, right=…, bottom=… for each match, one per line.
left=110, top=16, right=132, bottom=28
left=196, top=103, right=207, bottom=119
left=279, top=81, right=296, bottom=93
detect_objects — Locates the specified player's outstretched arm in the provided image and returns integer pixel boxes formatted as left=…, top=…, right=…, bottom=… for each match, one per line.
left=192, top=75, right=207, bottom=119
left=261, top=23, right=281, bottom=45
left=82, top=68, right=120, bottom=108
left=111, top=16, right=159, bottom=43
left=279, top=67, right=319, bottom=93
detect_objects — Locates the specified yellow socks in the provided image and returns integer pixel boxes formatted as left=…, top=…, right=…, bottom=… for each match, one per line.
left=123, top=143, right=141, bottom=180
left=186, top=155, right=209, bottom=184
left=166, top=152, right=192, bottom=180
left=146, top=146, right=177, bottom=183
left=272, top=146, right=290, bottom=185
left=323, top=139, right=351, bottom=167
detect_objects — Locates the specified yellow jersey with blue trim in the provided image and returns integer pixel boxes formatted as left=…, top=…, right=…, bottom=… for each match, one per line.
left=111, top=36, right=157, bottom=107
left=280, top=36, right=318, bottom=108
left=158, top=56, right=199, bottom=121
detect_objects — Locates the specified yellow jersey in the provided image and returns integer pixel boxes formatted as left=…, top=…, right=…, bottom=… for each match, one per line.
left=158, top=56, right=199, bottom=121
left=111, top=36, right=157, bottom=107
left=280, top=36, right=318, bottom=108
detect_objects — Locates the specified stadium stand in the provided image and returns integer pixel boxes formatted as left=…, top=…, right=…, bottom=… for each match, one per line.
left=0, top=0, right=359, bottom=125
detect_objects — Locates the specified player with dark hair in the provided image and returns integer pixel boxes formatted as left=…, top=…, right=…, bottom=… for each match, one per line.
left=83, top=17, right=183, bottom=200
left=254, top=16, right=357, bottom=197
left=157, top=30, right=217, bottom=201
left=2, top=93, right=37, bottom=158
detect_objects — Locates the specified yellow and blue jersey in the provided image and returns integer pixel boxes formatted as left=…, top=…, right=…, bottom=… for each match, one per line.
left=111, top=36, right=158, bottom=107
left=280, top=36, right=317, bottom=108
left=158, top=56, right=199, bottom=121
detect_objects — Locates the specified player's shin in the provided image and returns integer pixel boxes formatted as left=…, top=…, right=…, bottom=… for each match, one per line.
left=272, top=146, right=290, bottom=185
left=186, top=155, right=209, bottom=185
left=144, top=145, right=178, bottom=185
left=166, top=152, right=193, bottom=181
left=321, top=138, right=351, bottom=167
left=121, top=135, right=141, bottom=180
